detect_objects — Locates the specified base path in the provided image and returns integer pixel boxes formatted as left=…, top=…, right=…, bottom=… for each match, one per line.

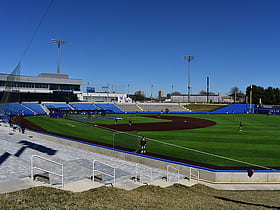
left=98, top=115, right=216, bottom=131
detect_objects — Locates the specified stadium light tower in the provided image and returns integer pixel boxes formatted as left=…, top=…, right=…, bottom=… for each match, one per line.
left=150, top=84, right=153, bottom=101
left=52, top=39, right=66, bottom=74
left=250, top=85, right=253, bottom=113
left=184, top=55, right=195, bottom=103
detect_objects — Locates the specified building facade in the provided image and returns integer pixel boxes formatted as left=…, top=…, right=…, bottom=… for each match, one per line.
left=171, top=93, right=229, bottom=103
left=0, top=73, right=82, bottom=102
left=76, top=92, right=130, bottom=103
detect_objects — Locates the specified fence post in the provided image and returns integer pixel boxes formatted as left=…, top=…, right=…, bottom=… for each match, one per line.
left=31, top=155, right=34, bottom=181
left=113, top=168, right=116, bottom=186
left=62, top=164, right=64, bottom=188
left=92, top=160, right=95, bottom=183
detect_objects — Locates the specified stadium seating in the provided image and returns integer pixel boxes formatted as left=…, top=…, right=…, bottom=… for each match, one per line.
left=0, top=103, right=35, bottom=116
left=0, top=101, right=255, bottom=117
left=95, top=103, right=124, bottom=113
left=42, top=102, right=73, bottom=110
left=22, top=103, right=47, bottom=115
left=137, top=103, right=190, bottom=112
left=69, top=102, right=101, bottom=111
left=210, top=104, right=252, bottom=114
left=116, top=103, right=142, bottom=112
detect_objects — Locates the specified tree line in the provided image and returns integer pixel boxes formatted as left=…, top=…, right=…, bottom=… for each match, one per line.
left=246, top=85, right=280, bottom=105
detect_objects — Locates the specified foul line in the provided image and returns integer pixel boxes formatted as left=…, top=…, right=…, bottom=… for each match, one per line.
left=92, top=124, right=275, bottom=170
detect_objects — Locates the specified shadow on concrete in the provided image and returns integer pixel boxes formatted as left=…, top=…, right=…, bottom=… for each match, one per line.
left=0, top=152, right=11, bottom=165
left=18, top=140, right=57, bottom=155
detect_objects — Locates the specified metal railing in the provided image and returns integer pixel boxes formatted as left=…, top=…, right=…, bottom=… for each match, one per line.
left=93, top=160, right=116, bottom=186
left=166, top=165, right=180, bottom=183
left=31, top=155, right=64, bottom=188
left=189, top=167, right=199, bottom=182
left=135, top=164, right=153, bottom=184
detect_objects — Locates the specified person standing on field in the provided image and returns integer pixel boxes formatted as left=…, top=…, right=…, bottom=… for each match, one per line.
left=140, top=136, right=146, bottom=153
left=239, top=122, right=243, bottom=131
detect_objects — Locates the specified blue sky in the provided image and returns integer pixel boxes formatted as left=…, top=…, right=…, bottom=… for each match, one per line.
left=0, top=0, right=279, bottom=96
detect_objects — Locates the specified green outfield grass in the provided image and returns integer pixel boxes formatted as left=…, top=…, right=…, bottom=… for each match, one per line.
left=26, top=114, right=280, bottom=168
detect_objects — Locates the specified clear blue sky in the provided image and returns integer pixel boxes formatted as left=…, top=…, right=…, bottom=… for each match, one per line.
left=0, top=0, right=279, bottom=96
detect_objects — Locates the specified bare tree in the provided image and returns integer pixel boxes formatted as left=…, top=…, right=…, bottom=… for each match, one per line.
left=229, top=86, right=240, bottom=95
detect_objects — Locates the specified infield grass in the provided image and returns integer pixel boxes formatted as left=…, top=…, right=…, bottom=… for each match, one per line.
left=26, top=113, right=280, bottom=167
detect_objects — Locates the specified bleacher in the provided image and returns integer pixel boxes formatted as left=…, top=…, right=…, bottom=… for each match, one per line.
left=95, top=103, right=124, bottom=113
left=116, top=103, right=142, bottom=113
left=0, top=103, right=35, bottom=116
left=69, top=102, right=101, bottom=111
left=42, top=102, right=73, bottom=110
left=137, top=103, right=190, bottom=113
left=210, top=104, right=252, bottom=114
left=23, top=102, right=46, bottom=115
left=0, top=101, right=256, bottom=118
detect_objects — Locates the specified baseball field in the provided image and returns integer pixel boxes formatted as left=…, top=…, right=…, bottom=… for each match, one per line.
left=23, top=113, right=280, bottom=169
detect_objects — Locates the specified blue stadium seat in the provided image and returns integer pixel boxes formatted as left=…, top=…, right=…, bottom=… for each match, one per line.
left=23, top=103, right=46, bottom=115
left=0, top=103, right=35, bottom=116
left=211, top=104, right=253, bottom=114
left=43, top=102, right=72, bottom=110
left=70, top=103, right=101, bottom=111
left=95, top=103, right=124, bottom=113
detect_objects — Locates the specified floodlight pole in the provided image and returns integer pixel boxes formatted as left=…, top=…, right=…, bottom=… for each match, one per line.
left=250, top=85, right=253, bottom=113
left=150, top=84, right=153, bottom=101
left=52, top=39, right=66, bottom=74
left=184, top=56, right=194, bottom=103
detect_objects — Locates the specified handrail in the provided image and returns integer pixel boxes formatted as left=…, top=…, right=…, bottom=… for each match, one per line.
left=190, top=167, right=199, bottom=182
left=167, top=165, right=179, bottom=183
left=135, top=164, right=152, bottom=184
left=93, top=160, right=116, bottom=186
left=31, top=155, right=64, bottom=188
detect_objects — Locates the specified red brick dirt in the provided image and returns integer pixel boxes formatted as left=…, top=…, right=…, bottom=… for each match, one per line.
left=14, top=115, right=279, bottom=170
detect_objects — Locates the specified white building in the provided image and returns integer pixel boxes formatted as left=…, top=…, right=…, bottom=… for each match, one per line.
left=76, top=92, right=131, bottom=103
left=171, top=93, right=229, bottom=103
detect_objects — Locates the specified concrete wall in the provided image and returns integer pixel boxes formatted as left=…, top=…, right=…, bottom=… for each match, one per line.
left=26, top=130, right=280, bottom=184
